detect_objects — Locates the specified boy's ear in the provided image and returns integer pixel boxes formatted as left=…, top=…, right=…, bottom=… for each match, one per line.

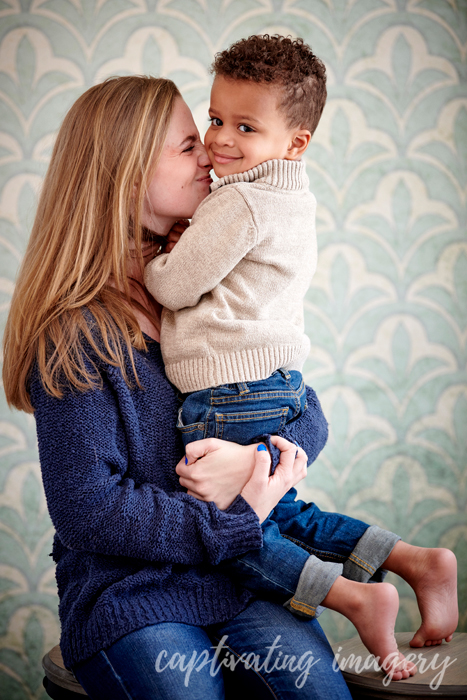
left=286, top=130, right=311, bottom=160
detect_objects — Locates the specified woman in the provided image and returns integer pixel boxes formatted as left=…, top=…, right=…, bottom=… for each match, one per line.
left=3, top=76, right=353, bottom=699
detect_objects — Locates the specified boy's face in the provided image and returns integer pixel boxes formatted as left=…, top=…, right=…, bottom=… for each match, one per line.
left=205, top=76, right=301, bottom=177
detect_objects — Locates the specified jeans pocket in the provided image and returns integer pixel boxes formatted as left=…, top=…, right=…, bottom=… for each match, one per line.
left=214, top=407, right=289, bottom=443
left=176, top=406, right=205, bottom=438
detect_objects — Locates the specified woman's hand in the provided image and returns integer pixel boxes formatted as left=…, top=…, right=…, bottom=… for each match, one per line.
left=163, top=219, right=190, bottom=253
left=175, top=439, right=258, bottom=510
left=241, top=436, right=308, bottom=523
left=175, top=435, right=307, bottom=519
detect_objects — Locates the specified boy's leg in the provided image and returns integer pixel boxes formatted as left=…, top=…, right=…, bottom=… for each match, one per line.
left=177, top=383, right=419, bottom=679
left=178, top=377, right=399, bottom=611
left=283, top=523, right=399, bottom=616
left=179, top=374, right=345, bottom=612
left=381, top=542, right=458, bottom=648
left=224, top=526, right=417, bottom=681
left=270, top=494, right=401, bottom=585
left=222, top=517, right=343, bottom=616
left=270, top=498, right=459, bottom=649
left=178, top=370, right=306, bottom=448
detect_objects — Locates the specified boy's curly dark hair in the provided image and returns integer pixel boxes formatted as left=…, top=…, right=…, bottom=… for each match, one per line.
left=211, top=34, right=327, bottom=136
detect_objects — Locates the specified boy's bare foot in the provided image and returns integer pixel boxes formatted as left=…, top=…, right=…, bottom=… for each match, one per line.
left=383, top=543, right=458, bottom=647
left=323, top=578, right=417, bottom=680
left=408, top=548, right=458, bottom=647
left=347, top=582, right=418, bottom=679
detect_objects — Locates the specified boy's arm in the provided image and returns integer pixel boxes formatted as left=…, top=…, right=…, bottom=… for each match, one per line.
left=144, top=189, right=257, bottom=311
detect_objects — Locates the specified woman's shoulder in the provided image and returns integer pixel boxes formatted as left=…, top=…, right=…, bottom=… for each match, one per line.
left=29, top=315, right=167, bottom=412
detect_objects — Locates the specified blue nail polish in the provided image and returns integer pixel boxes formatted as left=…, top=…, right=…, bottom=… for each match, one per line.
left=185, top=456, right=188, bottom=464
left=257, top=444, right=268, bottom=452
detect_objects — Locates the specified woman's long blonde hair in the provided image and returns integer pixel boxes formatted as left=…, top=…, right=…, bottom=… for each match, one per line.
left=3, top=75, right=181, bottom=412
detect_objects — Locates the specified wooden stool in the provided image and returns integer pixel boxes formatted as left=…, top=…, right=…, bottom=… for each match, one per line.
left=332, top=632, right=467, bottom=699
left=42, top=645, right=88, bottom=699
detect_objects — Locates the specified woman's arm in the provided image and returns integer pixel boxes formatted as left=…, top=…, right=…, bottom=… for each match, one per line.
left=266, top=384, right=330, bottom=535
left=278, top=385, right=328, bottom=466
left=177, top=436, right=308, bottom=523
left=178, top=438, right=258, bottom=509
left=31, top=371, right=263, bottom=567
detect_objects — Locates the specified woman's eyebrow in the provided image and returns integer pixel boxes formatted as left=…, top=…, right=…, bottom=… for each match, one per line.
left=178, top=135, right=197, bottom=148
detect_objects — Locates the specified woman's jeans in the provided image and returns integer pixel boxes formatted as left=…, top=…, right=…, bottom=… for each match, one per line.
left=73, top=598, right=353, bottom=699
left=178, top=370, right=400, bottom=616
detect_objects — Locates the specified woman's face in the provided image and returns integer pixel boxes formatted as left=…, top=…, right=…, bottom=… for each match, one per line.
left=141, top=98, right=212, bottom=235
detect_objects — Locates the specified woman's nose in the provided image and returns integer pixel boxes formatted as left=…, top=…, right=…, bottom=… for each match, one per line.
left=198, top=145, right=211, bottom=168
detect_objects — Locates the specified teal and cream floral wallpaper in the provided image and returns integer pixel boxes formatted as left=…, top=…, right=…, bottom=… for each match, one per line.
left=0, top=0, right=466, bottom=697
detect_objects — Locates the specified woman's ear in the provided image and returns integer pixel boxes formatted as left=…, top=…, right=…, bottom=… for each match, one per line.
left=286, top=130, right=311, bottom=160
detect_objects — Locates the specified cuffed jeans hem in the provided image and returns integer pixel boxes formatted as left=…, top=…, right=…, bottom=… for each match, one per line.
left=283, top=554, right=343, bottom=619
left=343, top=524, right=401, bottom=583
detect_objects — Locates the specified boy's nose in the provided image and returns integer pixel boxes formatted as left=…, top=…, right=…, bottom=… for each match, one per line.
left=214, top=126, right=235, bottom=148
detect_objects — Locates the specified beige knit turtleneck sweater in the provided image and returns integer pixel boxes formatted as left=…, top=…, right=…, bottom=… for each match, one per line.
left=144, top=159, right=317, bottom=393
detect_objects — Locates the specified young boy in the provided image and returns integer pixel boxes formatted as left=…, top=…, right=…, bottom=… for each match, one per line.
left=145, top=35, right=458, bottom=678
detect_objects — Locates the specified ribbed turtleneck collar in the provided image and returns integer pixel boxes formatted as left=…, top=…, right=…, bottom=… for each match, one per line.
left=210, top=159, right=308, bottom=193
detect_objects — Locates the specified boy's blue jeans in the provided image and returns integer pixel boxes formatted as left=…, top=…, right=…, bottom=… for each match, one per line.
left=178, top=370, right=400, bottom=617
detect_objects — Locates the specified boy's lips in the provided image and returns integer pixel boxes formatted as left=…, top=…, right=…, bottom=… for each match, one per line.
left=211, top=151, right=242, bottom=165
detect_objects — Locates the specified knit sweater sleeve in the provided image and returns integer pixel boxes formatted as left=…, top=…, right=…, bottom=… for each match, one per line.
left=31, top=363, right=262, bottom=567
left=144, top=188, right=257, bottom=310
left=279, top=385, right=329, bottom=467
left=268, top=385, right=329, bottom=532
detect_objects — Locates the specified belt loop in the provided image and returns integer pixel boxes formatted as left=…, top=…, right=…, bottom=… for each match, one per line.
left=278, top=368, right=291, bottom=380
left=237, top=382, right=250, bottom=394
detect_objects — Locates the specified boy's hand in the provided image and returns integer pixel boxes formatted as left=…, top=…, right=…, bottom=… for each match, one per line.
left=163, top=219, right=189, bottom=253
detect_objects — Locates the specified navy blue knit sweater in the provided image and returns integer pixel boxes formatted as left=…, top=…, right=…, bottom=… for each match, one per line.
left=31, top=337, right=328, bottom=669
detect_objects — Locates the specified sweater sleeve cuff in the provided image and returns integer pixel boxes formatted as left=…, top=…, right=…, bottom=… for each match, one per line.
left=215, top=495, right=263, bottom=561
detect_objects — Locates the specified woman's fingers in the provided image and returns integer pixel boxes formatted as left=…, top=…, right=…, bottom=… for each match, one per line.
left=244, top=444, right=272, bottom=488
left=175, top=441, right=217, bottom=495
left=269, top=435, right=307, bottom=485
left=183, top=437, right=221, bottom=466
left=176, top=439, right=257, bottom=509
left=241, top=438, right=307, bottom=522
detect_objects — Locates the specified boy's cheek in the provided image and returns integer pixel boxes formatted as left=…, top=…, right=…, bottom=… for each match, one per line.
left=203, top=127, right=212, bottom=148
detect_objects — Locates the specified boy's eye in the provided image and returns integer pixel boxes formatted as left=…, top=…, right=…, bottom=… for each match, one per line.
left=209, top=117, right=222, bottom=127
left=239, top=124, right=254, bottom=133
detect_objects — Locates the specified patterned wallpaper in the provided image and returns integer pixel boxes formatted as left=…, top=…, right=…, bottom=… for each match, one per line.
left=0, top=0, right=466, bottom=697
